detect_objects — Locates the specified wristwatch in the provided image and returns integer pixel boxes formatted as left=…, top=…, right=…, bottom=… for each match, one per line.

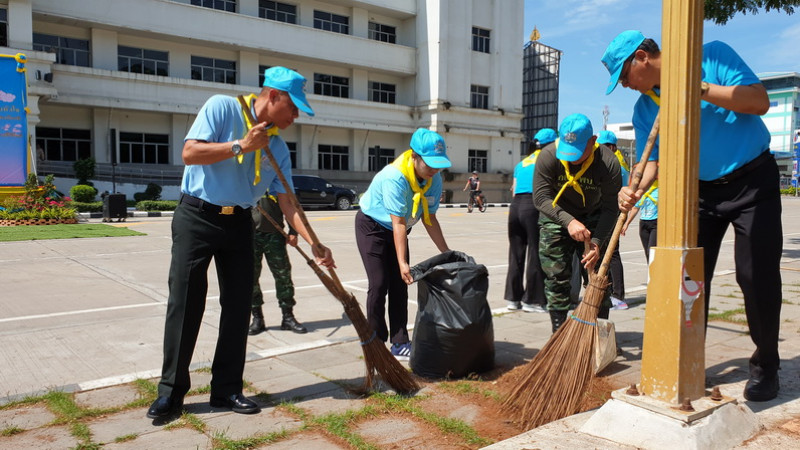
left=231, top=140, right=243, bottom=156
left=700, top=81, right=710, bottom=97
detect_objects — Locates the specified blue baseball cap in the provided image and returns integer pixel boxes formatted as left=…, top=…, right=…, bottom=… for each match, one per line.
left=597, top=130, right=617, bottom=145
left=410, top=128, right=451, bottom=169
left=534, top=128, right=558, bottom=145
left=556, top=114, right=594, bottom=162
left=262, top=66, right=314, bottom=117
left=602, top=30, right=646, bottom=95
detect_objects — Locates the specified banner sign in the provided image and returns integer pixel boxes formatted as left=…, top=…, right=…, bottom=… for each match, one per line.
left=0, top=53, right=29, bottom=186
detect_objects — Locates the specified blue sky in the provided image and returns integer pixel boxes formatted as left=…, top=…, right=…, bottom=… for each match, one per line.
left=523, top=1, right=800, bottom=130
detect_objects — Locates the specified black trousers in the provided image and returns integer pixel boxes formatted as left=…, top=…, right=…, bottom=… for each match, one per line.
left=158, top=201, right=254, bottom=399
left=504, top=194, right=545, bottom=305
left=698, top=156, right=782, bottom=374
left=639, top=219, right=657, bottom=262
left=608, top=247, right=625, bottom=300
left=355, top=211, right=410, bottom=345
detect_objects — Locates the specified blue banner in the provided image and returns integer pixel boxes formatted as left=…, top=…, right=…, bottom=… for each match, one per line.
left=0, top=53, right=29, bottom=186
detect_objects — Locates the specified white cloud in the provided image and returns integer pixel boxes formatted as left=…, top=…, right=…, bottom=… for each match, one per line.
left=0, top=90, right=16, bottom=103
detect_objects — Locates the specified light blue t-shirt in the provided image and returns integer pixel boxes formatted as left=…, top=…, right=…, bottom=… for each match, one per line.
left=181, top=95, right=294, bottom=208
left=513, top=155, right=536, bottom=194
left=632, top=41, right=771, bottom=181
left=360, top=164, right=442, bottom=230
left=635, top=187, right=658, bottom=221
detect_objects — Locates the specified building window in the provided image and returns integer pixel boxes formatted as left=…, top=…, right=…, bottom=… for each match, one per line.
left=369, top=81, right=396, bottom=104
left=118, top=46, right=169, bottom=76
left=472, top=27, right=490, bottom=53
left=287, top=141, right=297, bottom=169
left=258, top=0, right=296, bottom=23
left=191, top=56, right=236, bottom=84
left=368, top=22, right=396, bottom=43
left=32, top=33, right=90, bottom=67
left=318, top=144, right=349, bottom=170
left=257, top=64, right=271, bottom=87
left=314, top=73, right=349, bottom=98
left=468, top=149, right=488, bottom=173
left=191, top=0, right=236, bottom=12
left=368, top=146, right=395, bottom=171
left=314, top=10, right=349, bottom=34
left=0, top=8, right=7, bottom=47
left=36, top=128, right=91, bottom=162
left=471, top=84, right=489, bottom=109
left=119, top=132, right=170, bottom=164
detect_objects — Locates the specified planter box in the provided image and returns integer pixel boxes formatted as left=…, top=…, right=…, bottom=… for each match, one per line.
left=0, top=218, right=78, bottom=227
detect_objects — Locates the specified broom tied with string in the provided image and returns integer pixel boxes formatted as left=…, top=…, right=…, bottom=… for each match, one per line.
left=501, top=112, right=661, bottom=430
left=239, top=96, right=419, bottom=394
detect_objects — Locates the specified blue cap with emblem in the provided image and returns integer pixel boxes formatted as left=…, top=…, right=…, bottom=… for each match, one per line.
left=556, top=113, right=594, bottom=162
left=602, top=30, right=646, bottom=95
left=262, top=66, right=314, bottom=117
left=410, top=128, right=451, bottom=169
left=534, top=128, right=558, bottom=146
left=597, top=130, right=617, bottom=145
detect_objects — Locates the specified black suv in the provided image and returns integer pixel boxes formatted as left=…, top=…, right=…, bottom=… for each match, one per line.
left=291, top=175, right=357, bottom=210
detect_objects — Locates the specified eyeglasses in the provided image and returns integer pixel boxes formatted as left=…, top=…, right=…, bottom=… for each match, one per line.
left=618, top=54, right=636, bottom=86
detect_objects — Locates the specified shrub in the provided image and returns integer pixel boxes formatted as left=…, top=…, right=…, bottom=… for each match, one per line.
left=136, top=200, right=177, bottom=211
left=70, top=184, right=97, bottom=203
left=780, top=187, right=796, bottom=195
left=134, top=183, right=163, bottom=202
left=73, top=157, right=96, bottom=186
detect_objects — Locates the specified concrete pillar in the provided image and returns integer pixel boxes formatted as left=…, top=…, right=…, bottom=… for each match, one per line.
left=351, top=7, right=368, bottom=39
left=7, top=0, right=33, bottom=49
left=172, top=114, right=189, bottom=166
left=239, top=0, right=258, bottom=17
left=91, top=28, right=118, bottom=71
left=238, top=50, right=258, bottom=88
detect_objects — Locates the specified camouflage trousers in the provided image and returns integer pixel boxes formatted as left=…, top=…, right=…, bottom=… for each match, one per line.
left=252, top=231, right=295, bottom=310
left=539, top=214, right=611, bottom=312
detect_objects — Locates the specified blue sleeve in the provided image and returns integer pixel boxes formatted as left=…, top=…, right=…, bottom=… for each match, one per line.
left=185, top=95, right=240, bottom=143
left=381, top=171, right=410, bottom=218
left=633, top=95, right=660, bottom=162
left=701, top=41, right=761, bottom=87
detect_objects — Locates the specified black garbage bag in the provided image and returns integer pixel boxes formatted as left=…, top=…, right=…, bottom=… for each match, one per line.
left=409, top=250, right=494, bottom=378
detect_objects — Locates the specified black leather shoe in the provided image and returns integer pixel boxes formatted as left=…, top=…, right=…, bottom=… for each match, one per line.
left=209, top=393, right=260, bottom=414
left=744, top=372, right=779, bottom=402
left=280, top=313, right=308, bottom=334
left=146, top=396, right=183, bottom=419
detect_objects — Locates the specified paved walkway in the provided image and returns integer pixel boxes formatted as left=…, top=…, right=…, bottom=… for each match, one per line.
left=1, top=199, right=800, bottom=448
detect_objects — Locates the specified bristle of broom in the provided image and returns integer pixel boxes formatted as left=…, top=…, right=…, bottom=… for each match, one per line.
left=499, top=272, right=609, bottom=429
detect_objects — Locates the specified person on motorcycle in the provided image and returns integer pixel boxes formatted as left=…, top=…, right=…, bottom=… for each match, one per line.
left=463, top=171, right=486, bottom=212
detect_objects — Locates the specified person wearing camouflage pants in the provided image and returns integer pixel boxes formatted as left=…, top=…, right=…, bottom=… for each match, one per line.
left=533, top=113, right=622, bottom=332
left=250, top=194, right=307, bottom=335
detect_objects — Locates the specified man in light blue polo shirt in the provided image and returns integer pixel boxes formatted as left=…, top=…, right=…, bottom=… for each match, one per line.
left=603, top=31, right=782, bottom=402
left=148, top=67, right=334, bottom=420
left=356, top=128, right=451, bottom=361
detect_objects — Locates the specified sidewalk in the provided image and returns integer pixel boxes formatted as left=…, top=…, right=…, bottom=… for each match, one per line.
left=2, top=200, right=800, bottom=448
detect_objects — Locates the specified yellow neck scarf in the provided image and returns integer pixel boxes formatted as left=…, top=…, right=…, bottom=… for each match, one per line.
left=643, top=181, right=658, bottom=204
left=391, top=149, right=433, bottom=226
left=613, top=149, right=630, bottom=172
left=239, top=93, right=279, bottom=185
left=521, top=149, right=541, bottom=167
left=645, top=89, right=660, bottom=106
left=551, top=141, right=598, bottom=208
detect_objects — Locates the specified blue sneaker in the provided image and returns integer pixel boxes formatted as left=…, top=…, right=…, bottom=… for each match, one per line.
left=390, top=342, right=412, bottom=361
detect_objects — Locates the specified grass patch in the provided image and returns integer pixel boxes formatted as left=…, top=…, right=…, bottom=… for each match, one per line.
left=71, top=422, right=93, bottom=443
left=164, top=412, right=206, bottom=433
left=373, top=393, right=491, bottom=447
left=707, top=307, right=748, bottom=325
left=212, top=429, right=290, bottom=450
left=114, top=433, right=138, bottom=443
left=1, top=426, right=24, bottom=436
left=278, top=401, right=310, bottom=421
left=0, top=224, right=145, bottom=242
left=439, top=381, right=502, bottom=402
left=186, top=384, right=211, bottom=396
left=312, top=407, right=379, bottom=450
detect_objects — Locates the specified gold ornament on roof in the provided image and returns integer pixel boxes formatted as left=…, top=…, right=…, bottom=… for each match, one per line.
left=530, top=27, right=541, bottom=42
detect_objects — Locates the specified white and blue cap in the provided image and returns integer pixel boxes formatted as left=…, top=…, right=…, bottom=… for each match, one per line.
left=410, top=128, right=451, bottom=169
left=601, top=30, right=646, bottom=95
left=534, top=128, right=558, bottom=145
left=597, top=130, right=617, bottom=145
left=262, top=66, right=314, bottom=117
left=556, top=113, right=594, bottom=162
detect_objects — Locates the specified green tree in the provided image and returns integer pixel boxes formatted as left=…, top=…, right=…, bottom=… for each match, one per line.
left=705, top=0, right=800, bottom=24
left=73, top=157, right=96, bottom=186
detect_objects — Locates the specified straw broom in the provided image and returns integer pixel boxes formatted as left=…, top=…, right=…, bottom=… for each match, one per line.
left=501, top=112, right=661, bottom=429
left=239, top=96, right=419, bottom=394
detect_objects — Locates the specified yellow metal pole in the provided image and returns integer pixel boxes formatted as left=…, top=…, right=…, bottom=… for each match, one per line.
left=639, top=0, right=706, bottom=404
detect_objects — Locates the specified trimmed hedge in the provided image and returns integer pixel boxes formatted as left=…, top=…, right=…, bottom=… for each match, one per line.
left=71, top=201, right=104, bottom=212
left=136, top=200, right=178, bottom=211
left=70, top=185, right=98, bottom=203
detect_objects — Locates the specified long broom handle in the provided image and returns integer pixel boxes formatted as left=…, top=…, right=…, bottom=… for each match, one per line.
left=237, top=96, right=326, bottom=261
left=597, top=111, right=661, bottom=278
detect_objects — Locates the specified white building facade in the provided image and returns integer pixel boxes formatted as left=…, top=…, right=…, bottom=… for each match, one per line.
left=1, top=0, right=524, bottom=198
